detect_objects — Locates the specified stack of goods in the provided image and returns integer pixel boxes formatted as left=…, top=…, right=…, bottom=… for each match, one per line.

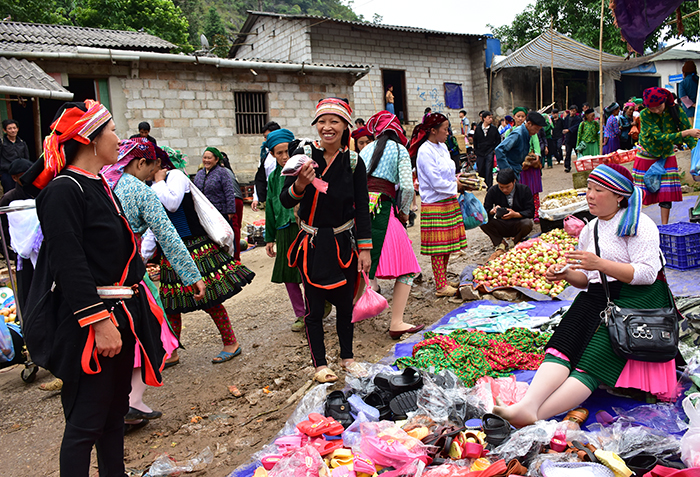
left=458, top=172, right=487, bottom=191
left=246, top=220, right=266, bottom=245
left=472, top=230, right=578, bottom=297
left=243, top=366, right=696, bottom=477
left=539, top=189, right=588, bottom=221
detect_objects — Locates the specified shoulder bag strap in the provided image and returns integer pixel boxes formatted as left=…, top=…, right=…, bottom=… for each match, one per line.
left=593, top=219, right=613, bottom=304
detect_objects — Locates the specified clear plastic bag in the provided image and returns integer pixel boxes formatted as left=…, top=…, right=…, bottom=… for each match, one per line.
left=7, top=199, right=41, bottom=265
left=417, top=370, right=477, bottom=425
left=471, top=375, right=529, bottom=411
left=343, top=363, right=395, bottom=397
left=587, top=419, right=681, bottom=458
left=0, top=319, right=15, bottom=363
left=268, top=446, right=330, bottom=477
left=145, top=447, right=213, bottom=476
left=681, top=393, right=700, bottom=467
left=352, top=271, right=388, bottom=323
left=611, top=404, right=688, bottom=434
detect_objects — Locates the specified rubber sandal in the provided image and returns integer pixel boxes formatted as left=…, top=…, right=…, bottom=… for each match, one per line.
left=388, top=367, right=423, bottom=394
left=564, top=407, right=589, bottom=425
left=297, top=413, right=334, bottom=437
left=261, top=455, right=283, bottom=470
left=212, top=346, right=241, bottom=364
left=327, top=448, right=354, bottom=468
left=594, top=449, right=631, bottom=476
left=125, top=406, right=162, bottom=420
left=163, top=358, right=180, bottom=369
left=363, top=391, right=392, bottom=421
left=435, top=285, right=458, bottom=297
left=481, top=413, right=512, bottom=447
left=347, top=393, right=380, bottom=421
left=324, top=391, right=354, bottom=429
left=389, top=390, right=419, bottom=421
left=571, top=440, right=598, bottom=463
left=353, top=453, right=376, bottom=475
left=309, top=437, right=344, bottom=457
left=314, top=367, right=338, bottom=383
left=506, top=458, right=528, bottom=475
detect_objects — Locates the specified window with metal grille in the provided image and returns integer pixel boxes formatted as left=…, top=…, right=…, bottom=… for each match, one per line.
left=234, top=92, right=268, bottom=135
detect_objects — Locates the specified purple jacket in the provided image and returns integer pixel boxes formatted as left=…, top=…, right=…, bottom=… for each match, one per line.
left=193, top=165, right=236, bottom=216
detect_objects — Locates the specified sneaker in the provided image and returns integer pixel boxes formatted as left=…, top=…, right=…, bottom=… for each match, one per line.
left=291, top=316, right=305, bottom=332
left=565, top=168, right=571, bottom=173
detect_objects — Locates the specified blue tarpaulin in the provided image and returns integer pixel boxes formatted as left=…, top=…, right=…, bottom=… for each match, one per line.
left=444, top=82, right=463, bottom=109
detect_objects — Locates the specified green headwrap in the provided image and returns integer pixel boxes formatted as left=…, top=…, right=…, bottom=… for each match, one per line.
left=204, top=146, right=224, bottom=164
left=162, top=146, right=188, bottom=170
left=513, top=107, right=528, bottom=116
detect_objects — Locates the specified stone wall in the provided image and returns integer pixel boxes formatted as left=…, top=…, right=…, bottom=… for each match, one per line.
left=36, top=59, right=355, bottom=182
left=235, top=16, right=312, bottom=63
left=309, top=23, right=488, bottom=127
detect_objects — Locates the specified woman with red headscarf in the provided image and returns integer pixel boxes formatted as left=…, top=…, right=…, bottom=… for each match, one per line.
left=409, top=113, right=467, bottom=297
left=22, top=101, right=166, bottom=476
left=360, top=111, right=422, bottom=339
left=633, top=86, right=700, bottom=224
left=280, top=97, right=372, bottom=383
left=351, top=126, right=374, bottom=153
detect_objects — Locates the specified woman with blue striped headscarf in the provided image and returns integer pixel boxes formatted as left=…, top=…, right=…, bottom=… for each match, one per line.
left=494, top=164, right=678, bottom=428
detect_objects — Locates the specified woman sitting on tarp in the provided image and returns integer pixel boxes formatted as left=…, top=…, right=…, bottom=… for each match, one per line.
left=494, top=164, right=678, bottom=428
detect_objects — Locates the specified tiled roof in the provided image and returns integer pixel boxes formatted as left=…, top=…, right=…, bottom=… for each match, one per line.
left=0, top=21, right=175, bottom=53
left=0, top=57, right=71, bottom=97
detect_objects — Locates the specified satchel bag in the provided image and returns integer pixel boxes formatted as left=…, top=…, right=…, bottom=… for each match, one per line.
left=594, top=221, right=679, bottom=362
left=189, top=180, right=235, bottom=254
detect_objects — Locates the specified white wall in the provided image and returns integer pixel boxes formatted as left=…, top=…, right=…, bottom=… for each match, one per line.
left=234, top=16, right=312, bottom=63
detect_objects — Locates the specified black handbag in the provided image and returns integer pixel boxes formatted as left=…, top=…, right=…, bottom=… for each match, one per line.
left=594, top=221, right=680, bottom=363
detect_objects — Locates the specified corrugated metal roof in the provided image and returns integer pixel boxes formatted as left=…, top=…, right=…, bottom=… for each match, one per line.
left=0, top=21, right=175, bottom=53
left=492, top=29, right=669, bottom=79
left=232, top=56, right=367, bottom=69
left=0, top=57, right=72, bottom=98
left=651, top=48, right=700, bottom=62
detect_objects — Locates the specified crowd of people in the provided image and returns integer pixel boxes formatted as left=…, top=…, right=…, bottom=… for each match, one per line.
left=0, top=76, right=698, bottom=474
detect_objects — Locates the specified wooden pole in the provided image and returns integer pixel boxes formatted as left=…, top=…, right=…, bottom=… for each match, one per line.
left=510, top=91, right=514, bottom=112
left=599, top=0, right=605, bottom=151
left=566, top=85, right=568, bottom=109
left=489, top=54, right=494, bottom=111
left=32, top=98, right=41, bottom=156
left=551, top=29, right=555, bottom=106
left=540, top=64, right=543, bottom=110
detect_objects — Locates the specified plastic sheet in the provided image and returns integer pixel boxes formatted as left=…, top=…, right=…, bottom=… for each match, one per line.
left=528, top=451, right=583, bottom=477
left=343, top=363, right=395, bottom=398
left=611, top=404, right=689, bottom=433
left=681, top=393, right=700, bottom=467
left=145, top=447, right=213, bottom=476
left=587, top=419, right=681, bottom=459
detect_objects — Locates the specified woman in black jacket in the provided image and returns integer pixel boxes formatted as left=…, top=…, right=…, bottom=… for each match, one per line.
left=473, top=110, right=501, bottom=188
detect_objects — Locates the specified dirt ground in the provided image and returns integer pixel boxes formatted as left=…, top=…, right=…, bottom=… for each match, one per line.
left=0, top=152, right=692, bottom=476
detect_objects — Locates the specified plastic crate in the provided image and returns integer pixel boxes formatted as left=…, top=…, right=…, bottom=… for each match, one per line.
left=658, top=222, right=700, bottom=270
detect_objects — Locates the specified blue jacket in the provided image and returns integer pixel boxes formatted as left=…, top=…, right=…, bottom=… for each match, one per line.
left=495, top=125, right=531, bottom=178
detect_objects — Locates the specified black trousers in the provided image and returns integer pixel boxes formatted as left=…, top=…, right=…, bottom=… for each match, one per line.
left=302, top=255, right=357, bottom=368
left=564, top=142, right=575, bottom=170
left=476, top=154, right=494, bottom=189
left=60, top=314, right=135, bottom=477
left=480, top=218, right=534, bottom=247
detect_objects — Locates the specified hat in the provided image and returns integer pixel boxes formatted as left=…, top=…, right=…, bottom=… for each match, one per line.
left=162, top=146, right=187, bottom=170
left=583, top=108, right=596, bottom=117
left=526, top=112, right=546, bottom=127
left=365, top=111, right=407, bottom=146
left=311, top=98, right=353, bottom=126
left=588, top=164, right=641, bottom=236
left=513, top=107, right=528, bottom=116
left=605, top=102, right=620, bottom=115
left=263, top=128, right=295, bottom=153
left=351, top=126, right=372, bottom=140
left=8, top=159, right=32, bottom=176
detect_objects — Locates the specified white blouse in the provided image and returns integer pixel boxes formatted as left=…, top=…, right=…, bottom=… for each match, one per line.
left=416, top=140, right=457, bottom=203
left=577, top=209, right=661, bottom=286
left=151, top=169, right=190, bottom=213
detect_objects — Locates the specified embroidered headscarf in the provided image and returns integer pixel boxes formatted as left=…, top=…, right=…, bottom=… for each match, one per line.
left=204, top=146, right=224, bottom=164
left=643, top=87, right=674, bottom=108
left=351, top=126, right=372, bottom=140
left=311, top=97, right=353, bottom=126
left=263, top=128, right=295, bottom=153
left=366, top=110, right=408, bottom=146
left=28, top=100, right=112, bottom=191
left=588, top=164, right=643, bottom=236
left=512, top=107, right=528, bottom=116
left=162, top=146, right=187, bottom=171
left=408, top=113, right=448, bottom=159
left=101, top=138, right=156, bottom=189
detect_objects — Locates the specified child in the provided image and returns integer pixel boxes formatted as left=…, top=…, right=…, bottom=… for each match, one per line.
left=264, top=129, right=306, bottom=332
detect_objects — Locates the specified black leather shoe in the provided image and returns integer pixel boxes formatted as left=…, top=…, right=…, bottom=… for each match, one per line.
left=125, top=407, right=162, bottom=420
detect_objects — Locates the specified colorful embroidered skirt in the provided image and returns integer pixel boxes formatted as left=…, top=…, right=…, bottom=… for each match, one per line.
left=159, top=235, right=255, bottom=314
left=420, top=197, right=467, bottom=256
left=632, top=153, right=682, bottom=205
left=271, top=223, right=302, bottom=284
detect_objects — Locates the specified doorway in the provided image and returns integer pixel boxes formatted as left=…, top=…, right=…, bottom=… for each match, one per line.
left=382, top=70, right=407, bottom=123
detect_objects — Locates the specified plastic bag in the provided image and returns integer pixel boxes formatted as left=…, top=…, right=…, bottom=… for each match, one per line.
left=611, top=404, right=688, bottom=434
left=587, top=419, right=681, bottom=459
left=352, top=271, right=388, bottom=323
left=189, top=181, right=235, bottom=254
left=0, top=319, right=15, bottom=363
left=472, top=375, right=529, bottom=410
left=356, top=421, right=428, bottom=469
left=457, top=191, right=487, bottom=230
left=282, top=154, right=329, bottom=194
left=643, top=158, right=666, bottom=194
left=691, top=146, right=700, bottom=177
left=681, top=392, right=700, bottom=467
left=145, top=447, right=213, bottom=476
left=268, top=446, right=330, bottom=477
left=563, top=215, right=585, bottom=237
left=7, top=199, right=41, bottom=266
left=416, top=370, right=479, bottom=425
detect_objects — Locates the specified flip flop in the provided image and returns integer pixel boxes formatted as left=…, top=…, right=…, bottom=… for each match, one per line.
left=481, top=413, right=512, bottom=447
left=388, top=367, right=423, bottom=394
left=261, top=455, right=283, bottom=470
left=163, top=358, right=180, bottom=369
left=212, top=346, right=242, bottom=364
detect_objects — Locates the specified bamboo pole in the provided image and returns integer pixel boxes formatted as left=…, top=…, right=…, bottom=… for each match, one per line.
left=566, top=86, right=568, bottom=109
left=599, top=0, right=605, bottom=150
left=540, top=64, right=543, bottom=110
left=489, top=53, right=494, bottom=111
left=510, top=91, right=514, bottom=112
left=551, top=30, right=555, bottom=106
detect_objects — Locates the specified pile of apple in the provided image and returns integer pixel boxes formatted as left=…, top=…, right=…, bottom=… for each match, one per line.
left=472, top=229, right=578, bottom=297
left=1, top=304, right=16, bottom=323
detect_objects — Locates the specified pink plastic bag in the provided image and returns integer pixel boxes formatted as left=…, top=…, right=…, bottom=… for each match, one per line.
left=563, top=215, right=586, bottom=237
left=352, top=271, right=389, bottom=323
left=281, top=154, right=329, bottom=193
left=268, top=446, right=330, bottom=477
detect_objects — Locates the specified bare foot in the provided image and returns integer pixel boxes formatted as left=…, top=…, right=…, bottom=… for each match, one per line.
left=493, top=403, right=538, bottom=428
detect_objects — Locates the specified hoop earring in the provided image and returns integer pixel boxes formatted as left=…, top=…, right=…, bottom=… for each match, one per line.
left=93, top=143, right=97, bottom=156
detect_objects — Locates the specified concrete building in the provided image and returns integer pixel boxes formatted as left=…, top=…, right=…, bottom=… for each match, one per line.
left=230, top=12, right=490, bottom=128
left=0, top=21, right=368, bottom=181
left=618, top=49, right=700, bottom=104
